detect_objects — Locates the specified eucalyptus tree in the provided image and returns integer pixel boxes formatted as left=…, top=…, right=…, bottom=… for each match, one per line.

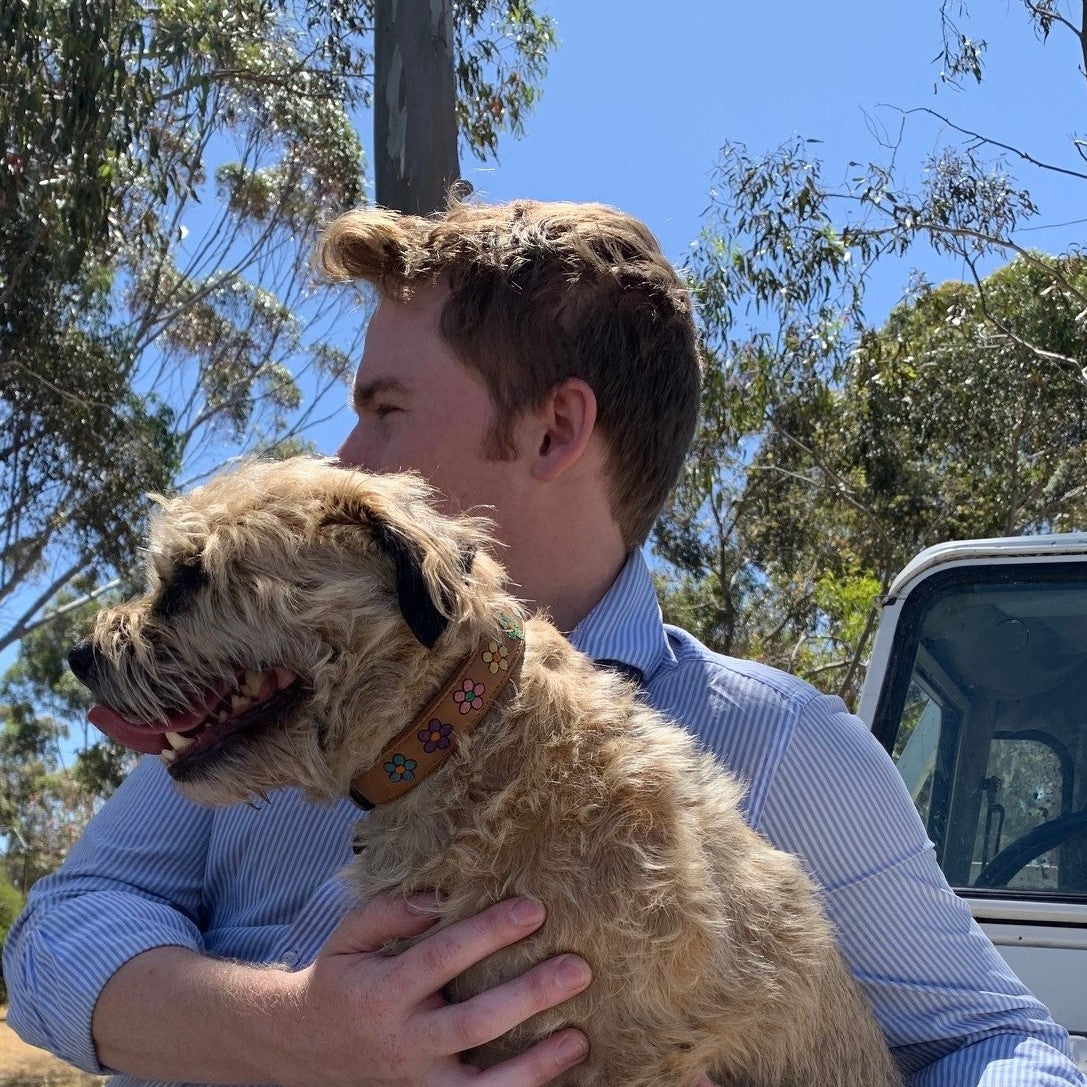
left=0, top=0, right=555, bottom=654
left=659, top=2, right=1087, bottom=699
left=0, top=0, right=555, bottom=868
left=660, top=250, right=1087, bottom=701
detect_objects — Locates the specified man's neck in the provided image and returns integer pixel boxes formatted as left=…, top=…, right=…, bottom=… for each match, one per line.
left=504, top=532, right=628, bottom=634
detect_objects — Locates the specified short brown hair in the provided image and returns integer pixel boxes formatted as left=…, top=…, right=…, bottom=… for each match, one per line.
left=318, top=198, right=702, bottom=547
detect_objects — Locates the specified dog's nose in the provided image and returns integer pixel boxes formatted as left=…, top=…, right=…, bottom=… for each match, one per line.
left=68, top=640, right=99, bottom=685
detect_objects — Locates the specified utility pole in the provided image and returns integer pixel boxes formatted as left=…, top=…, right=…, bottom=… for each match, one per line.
left=374, top=0, right=460, bottom=215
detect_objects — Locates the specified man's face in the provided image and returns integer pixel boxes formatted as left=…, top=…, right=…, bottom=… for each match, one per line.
left=336, top=286, right=524, bottom=526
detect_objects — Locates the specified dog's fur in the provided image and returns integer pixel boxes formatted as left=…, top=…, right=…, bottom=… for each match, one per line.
left=79, top=457, right=900, bottom=1087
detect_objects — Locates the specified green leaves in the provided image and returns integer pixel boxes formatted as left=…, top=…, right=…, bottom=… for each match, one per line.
left=0, top=0, right=559, bottom=876
left=452, top=1, right=556, bottom=158
left=662, top=240, right=1087, bottom=702
left=0, top=587, right=134, bottom=887
left=661, top=0, right=1087, bottom=697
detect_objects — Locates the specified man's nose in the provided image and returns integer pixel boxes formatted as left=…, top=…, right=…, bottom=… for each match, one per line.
left=334, top=425, right=371, bottom=471
left=68, top=640, right=100, bottom=684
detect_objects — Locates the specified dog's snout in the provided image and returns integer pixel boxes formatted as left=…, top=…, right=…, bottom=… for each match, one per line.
left=68, top=640, right=100, bottom=685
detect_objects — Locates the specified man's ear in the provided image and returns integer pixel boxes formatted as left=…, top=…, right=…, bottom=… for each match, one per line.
left=529, top=378, right=598, bottom=483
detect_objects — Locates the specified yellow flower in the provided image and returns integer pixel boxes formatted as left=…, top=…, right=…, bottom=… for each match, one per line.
left=482, top=641, right=509, bottom=673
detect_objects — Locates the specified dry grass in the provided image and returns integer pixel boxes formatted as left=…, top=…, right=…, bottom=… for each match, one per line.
left=0, top=1009, right=104, bottom=1087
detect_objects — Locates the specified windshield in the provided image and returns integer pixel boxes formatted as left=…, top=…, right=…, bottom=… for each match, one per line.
left=874, top=565, right=1087, bottom=899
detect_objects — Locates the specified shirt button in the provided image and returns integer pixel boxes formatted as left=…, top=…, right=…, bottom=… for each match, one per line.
left=282, top=950, right=299, bottom=967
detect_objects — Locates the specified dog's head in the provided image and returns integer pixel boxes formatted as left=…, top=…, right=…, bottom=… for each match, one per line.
left=69, top=457, right=511, bottom=805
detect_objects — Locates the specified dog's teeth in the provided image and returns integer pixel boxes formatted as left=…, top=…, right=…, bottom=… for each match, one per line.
left=231, top=694, right=250, bottom=711
left=164, top=731, right=195, bottom=751
left=241, top=671, right=262, bottom=697
left=217, top=708, right=230, bottom=721
left=161, top=748, right=177, bottom=763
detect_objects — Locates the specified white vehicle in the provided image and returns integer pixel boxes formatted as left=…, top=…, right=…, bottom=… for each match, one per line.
left=857, top=534, right=1087, bottom=1073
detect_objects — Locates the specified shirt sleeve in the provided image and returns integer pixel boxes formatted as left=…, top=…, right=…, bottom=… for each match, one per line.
left=3, top=756, right=213, bottom=1073
left=755, top=691, right=1085, bottom=1087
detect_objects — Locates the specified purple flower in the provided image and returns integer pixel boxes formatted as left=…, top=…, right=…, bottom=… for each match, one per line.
left=417, top=719, right=453, bottom=753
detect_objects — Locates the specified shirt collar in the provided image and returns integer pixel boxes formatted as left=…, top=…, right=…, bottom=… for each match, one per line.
left=569, top=549, right=677, bottom=684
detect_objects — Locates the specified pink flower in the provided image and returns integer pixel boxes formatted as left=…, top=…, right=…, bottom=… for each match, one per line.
left=453, top=678, right=485, bottom=714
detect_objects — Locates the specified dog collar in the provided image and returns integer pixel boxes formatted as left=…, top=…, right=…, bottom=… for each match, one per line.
left=348, top=614, right=526, bottom=810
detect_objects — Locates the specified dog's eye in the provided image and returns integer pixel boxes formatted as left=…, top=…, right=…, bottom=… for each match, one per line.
left=155, top=558, right=209, bottom=619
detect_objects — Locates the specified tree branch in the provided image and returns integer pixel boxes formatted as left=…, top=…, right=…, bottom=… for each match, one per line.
left=964, top=257, right=1087, bottom=380
left=801, top=658, right=850, bottom=680
left=907, top=221, right=1087, bottom=307
left=900, top=106, right=1087, bottom=183
left=837, top=602, right=881, bottom=703
left=0, top=557, right=105, bottom=654
left=1022, top=1, right=1084, bottom=49
left=759, top=425, right=896, bottom=555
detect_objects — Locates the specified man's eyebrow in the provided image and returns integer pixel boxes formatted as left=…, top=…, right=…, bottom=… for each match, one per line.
left=351, top=376, right=410, bottom=411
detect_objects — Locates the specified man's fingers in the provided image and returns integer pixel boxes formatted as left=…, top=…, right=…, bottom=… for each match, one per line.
left=394, top=898, right=548, bottom=998
left=472, top=1028, right=590, bottom=1087
left=694, top=1077, right=718, bottom=1087
left=430, top=954, right=592, bottom=1053
left=322, top=892, right=441, bottom=956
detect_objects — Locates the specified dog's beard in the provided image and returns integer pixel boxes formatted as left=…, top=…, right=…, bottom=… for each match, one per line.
left=168, top=697, right=322, bottom=806
left=166, top=679, right=311, bottom=793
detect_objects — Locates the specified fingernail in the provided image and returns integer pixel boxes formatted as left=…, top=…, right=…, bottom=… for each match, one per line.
left=555, top=955, right=592, bottom=991
left=509, top=897, right=546, bottom=926
left=558, top=1030, right=590, bottom=1062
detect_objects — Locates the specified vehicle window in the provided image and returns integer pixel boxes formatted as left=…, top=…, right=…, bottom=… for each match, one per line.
left=874, top=568, right=1087, bottom=899
left=977, top=736, right=1066, bottom=891
left=892, top=676, right=958, bottom=831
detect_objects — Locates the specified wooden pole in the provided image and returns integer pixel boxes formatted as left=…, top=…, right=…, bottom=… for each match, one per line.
left=374, top=0, right=460, bottom=215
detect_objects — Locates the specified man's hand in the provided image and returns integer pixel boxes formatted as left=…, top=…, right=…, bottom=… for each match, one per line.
left=275, top=893, right=592, bottom=1087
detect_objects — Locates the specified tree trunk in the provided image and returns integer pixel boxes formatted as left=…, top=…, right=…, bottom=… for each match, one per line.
left=374, top=0, right=460, bottom=215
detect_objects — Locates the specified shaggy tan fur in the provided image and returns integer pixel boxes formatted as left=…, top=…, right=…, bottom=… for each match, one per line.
left=80, top=457, right=900, bottom=1087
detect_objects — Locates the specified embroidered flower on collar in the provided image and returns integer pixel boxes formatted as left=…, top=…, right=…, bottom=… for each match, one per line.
left=498, top=613, right=524, bottom=641
left=384, top=753, right=417, bottom=782
left=417, top=719, right=453, bottom=753
left=482, top=641, right=509, bottom=673
left=454, top=678, right=485, bottom=714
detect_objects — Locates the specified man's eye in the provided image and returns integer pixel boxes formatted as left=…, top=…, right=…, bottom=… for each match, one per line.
left=375, top=405, right=401, bottom=419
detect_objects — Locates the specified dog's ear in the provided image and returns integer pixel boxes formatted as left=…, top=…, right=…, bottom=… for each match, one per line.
left=319, top=476, right=477, bottom=649
left=369, top=516, right=452, bottom=649
left=322, top=502, right=475, bottom=649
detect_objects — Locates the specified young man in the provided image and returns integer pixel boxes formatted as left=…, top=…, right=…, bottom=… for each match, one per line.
left=6, top=199, right=1083, bottom=1087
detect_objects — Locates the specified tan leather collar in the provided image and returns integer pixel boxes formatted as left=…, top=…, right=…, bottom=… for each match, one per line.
left=349, top=614, right=525, bottom=810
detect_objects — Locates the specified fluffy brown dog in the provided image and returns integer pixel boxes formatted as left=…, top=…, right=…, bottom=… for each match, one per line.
left=72, top=457, right=900, bottom=1087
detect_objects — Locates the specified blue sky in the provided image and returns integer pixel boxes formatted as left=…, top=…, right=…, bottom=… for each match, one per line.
left=470, top=2, right=1084, bottom=280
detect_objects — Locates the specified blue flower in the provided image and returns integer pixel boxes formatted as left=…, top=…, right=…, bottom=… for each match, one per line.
left=384, top=753, right=417, bottom=782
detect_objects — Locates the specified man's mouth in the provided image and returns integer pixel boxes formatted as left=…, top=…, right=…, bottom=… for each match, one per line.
left=87, top=667, right=301, bottom=767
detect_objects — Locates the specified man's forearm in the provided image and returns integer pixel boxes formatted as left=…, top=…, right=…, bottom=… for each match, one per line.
left=93, top=946, right=303, bottom=1084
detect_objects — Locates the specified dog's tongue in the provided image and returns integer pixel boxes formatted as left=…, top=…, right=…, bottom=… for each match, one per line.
left=87, top=705, right=173, bottom=752
left=88, top=682, right=231, bottom=753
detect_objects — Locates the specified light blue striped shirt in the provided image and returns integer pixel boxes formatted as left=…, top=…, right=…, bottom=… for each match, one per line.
left=5, top=551, right=1082, bottom=1086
